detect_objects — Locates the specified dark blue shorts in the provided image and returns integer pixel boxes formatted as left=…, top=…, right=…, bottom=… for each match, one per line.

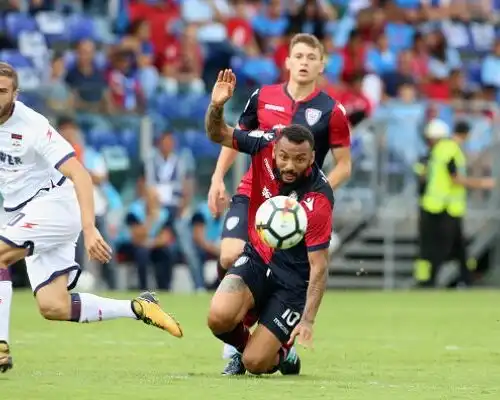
left=227, top=245, right=306, bottom=344
left=220, top=194, right=249, bottom=241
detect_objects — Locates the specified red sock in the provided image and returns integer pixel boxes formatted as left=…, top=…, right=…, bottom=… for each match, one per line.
left=243, top=309, right=259, bottom=327
left=215, top=322, right=250, bottom=353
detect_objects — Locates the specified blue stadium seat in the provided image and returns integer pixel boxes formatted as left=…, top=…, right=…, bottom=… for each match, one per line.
left=66, top=14, right=96, bottom=42
left=0, top=50, right=32, bottom=68
left=87, top=129, right=119, bottom=151
left=324, top=53, right=343, bottom=82
left=5, top=13, right=38, bottom=38
left=118, top=129, right=140, bottom=159
left=35, top=11, right=68, bottom=45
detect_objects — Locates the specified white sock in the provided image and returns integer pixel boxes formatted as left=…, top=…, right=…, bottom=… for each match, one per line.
left=222, top=343, right=239, bottom=359
left=0, top=278, right=12, bottom=342
left=71, top=293, right=136, bottom=323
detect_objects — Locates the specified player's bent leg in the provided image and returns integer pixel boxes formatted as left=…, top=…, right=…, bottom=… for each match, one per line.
left=0, top=241, right=29, bottom=374
left=208, top=274, right=254, bottom=336
left=32, top=256, right=182, bottom=337
left=242, top=325, right=283, bottom=375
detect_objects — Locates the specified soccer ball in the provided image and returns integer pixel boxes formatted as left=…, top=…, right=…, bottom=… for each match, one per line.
left=255, top=195, right=308, bottom=250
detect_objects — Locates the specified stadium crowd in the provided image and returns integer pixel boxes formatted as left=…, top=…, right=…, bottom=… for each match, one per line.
left=2, top=0, right=500, bottom=291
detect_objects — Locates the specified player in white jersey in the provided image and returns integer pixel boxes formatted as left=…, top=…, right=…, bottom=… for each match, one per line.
left=0, top=63, right=183, bottom=373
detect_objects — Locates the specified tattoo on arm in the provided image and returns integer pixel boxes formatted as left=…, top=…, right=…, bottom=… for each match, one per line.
left=205, top=104, right=226, bottom=143
left=217, top=275, right=248, bottom=293
left=302, top=267, right=327, bottom=324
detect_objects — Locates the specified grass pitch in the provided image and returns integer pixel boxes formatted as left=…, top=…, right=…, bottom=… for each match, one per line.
left=1, top=290, right=499, bottom=400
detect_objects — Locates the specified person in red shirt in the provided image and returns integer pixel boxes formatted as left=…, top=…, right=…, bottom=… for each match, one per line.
left=207, top=34, right=351, bottom=374
left=206, top=70, right=333, bottom=376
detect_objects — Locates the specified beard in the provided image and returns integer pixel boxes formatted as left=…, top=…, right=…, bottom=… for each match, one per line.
left=275, top=167, right=308, bottom=196
left=0, top=97, right=14, bottom=121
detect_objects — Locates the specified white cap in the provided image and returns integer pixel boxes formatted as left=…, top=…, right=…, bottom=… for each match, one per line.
left=425, top=119, right=450, bottom=140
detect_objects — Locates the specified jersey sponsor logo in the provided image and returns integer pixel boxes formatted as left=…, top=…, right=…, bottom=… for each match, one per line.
left=264, top=104, right=285, bottom=112
left=10, top=133, right=22, bottom=148
left=225, top=216, right=240, bottom=231
left=262, top=186, right=272, bottom=199
left=263, top=158, right=275, bottom=180
left=305, top=108, right=322, bottom=126
left=304, top=197, right=314, bottom=211
left=234, top=255, right=249, bottom=267
left=248, top=130, right=275, bottom=141
left=272, top=124, right=286, bottom=130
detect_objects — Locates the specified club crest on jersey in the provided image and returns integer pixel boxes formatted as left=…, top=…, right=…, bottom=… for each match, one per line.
left=289, top=191, right=298, bottom=200
left=305, top=108, right=322, bottom=126
left=10, top=133, right=22, bottom=148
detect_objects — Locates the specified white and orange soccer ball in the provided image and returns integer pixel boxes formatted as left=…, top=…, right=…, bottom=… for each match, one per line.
left=255, top=195, right=308, bottom=250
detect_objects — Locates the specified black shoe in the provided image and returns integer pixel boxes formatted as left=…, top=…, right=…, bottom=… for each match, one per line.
left=279, top=346, right=301, bottom=375
left=0, top=341, right=13, bottom=373
left=222, top=353, right=246, bottom=376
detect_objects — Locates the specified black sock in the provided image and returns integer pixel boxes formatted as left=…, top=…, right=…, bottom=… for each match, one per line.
left=217, top=261, right=227, bottom=282
left=214, top=322, right=249, bottom=353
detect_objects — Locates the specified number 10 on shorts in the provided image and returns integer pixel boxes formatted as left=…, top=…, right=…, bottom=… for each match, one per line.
left=281, top=308, right=301, bottom=327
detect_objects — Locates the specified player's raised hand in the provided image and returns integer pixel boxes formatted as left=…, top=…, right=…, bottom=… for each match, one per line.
left=288, top=321, right=314, bottom=349
left=208, top=178, right=229, bottom=217
left=211, top=69, right=236, bottom=107
left=83, top=226, right=113, bottom=264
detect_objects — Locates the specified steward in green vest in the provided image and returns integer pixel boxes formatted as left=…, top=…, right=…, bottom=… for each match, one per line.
left=414, top=121, right=495, bottom=288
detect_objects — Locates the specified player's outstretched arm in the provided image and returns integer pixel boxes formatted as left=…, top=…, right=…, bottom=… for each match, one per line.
left=205, top=69, right=237, bottom=147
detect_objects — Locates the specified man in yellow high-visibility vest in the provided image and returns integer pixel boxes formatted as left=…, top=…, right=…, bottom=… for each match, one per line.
left=415, top=121, right=495, bottom=288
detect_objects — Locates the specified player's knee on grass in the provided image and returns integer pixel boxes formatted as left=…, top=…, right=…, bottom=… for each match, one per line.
left=219, top=238, right=245, bottom=270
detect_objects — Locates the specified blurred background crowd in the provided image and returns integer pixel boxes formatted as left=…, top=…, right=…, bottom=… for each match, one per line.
left=2, top=0, right=500, bottom=291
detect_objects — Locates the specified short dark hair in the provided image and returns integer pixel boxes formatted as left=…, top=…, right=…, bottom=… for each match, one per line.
left=454, top=121, right=470, bottom=135
left=57, top=116, right=76, bottom=129
left=0, top=62, right=18, bottom=91
left=279, top=124, right=315, bottom=149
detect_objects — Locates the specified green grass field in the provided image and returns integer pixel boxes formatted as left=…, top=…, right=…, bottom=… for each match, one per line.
left=1, top=290, right=499, bottom=400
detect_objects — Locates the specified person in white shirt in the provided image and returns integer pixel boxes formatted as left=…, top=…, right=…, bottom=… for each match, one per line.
left=0, top=63, right=183, bottom=374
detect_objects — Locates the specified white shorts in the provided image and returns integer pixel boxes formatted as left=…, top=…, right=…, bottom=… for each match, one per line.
left=0, top=184, right=82, bottom=294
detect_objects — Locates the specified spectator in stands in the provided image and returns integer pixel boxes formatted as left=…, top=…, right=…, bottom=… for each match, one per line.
left=341, top=29, right=367, bottom=82
left=120, top=179, right=175, bottom=291
left=366, top=32, right=397, bottom=75
left=42, top=52, right=74, bottom=117
left=252, top=0, right=288, bottom=49
left=225, top=0, right=254, bottom=48
left=191, top=201, right=224, bottom=289
left=181, top=0, right=230, bottom=44
left=410, top=32, right=429, bottom=83
left=286, top=0, right=329, bottom=41
left=144, top=131, right=205, bottom=291
left=481, top=39, right=500, bottom=89
left=158, top=24, right=205, bottom=96
left=57, top=116, right=117, bottom=290
left=107, top=49, right=145, bottom=114
left=65, top=39, right=110, bottom=115
left=240, top=39, right=279, bottom=86
left=120, top=18, right=159, bottom=101
left=381, top=50, right=415, bottom=98
left=336, top=72, right=372, bottom=126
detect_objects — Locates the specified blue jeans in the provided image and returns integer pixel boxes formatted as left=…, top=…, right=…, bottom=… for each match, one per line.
left=172, top=216, right=205, bottom=290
